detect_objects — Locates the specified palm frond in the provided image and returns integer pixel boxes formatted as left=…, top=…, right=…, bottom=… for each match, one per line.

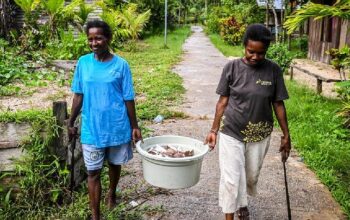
left=284, top=0, right=350, bottom=34
left=42, top=0, right=64, bottom=16
left=14, top=0, right=40, bottom=14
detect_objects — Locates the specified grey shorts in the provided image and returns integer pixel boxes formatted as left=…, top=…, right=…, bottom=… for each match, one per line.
left=82, top=143, right=133, bottom=171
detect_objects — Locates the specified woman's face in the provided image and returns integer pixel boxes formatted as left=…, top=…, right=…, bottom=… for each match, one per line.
left=87, top=27, right=110, bottom=55
left=244, top=40, right=267, bottom=66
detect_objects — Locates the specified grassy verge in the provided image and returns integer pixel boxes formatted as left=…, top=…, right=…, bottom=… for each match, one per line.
left=0, top=26, right=191, bottom=219
left=207, top=33, right=243, bottom=57
left=208, top=37, right=350, bottom=216
left=120, top=27, right=191, bottom=120
left=285, top=80, right=350, bottom=216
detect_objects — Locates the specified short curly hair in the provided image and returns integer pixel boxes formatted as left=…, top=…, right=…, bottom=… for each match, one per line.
left=85, top=20, right=112, bottom=40
left=243, top=24, right=272, bottom=49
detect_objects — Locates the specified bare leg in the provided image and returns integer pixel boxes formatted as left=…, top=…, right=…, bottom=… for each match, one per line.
left=225, top=213, right=234, bottom=220
left=88, top=170, right=102, bottom=220
left=107, top=163, right=121, bottom=209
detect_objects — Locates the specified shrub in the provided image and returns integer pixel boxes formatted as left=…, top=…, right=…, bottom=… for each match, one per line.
left=206, top=6, right=231, bottom=34
left=46, top=30, right=90, bottom=60
left=206, top=10, right=221, bottom=34
left=0, top=39, right=29, bottom=85
left=219, top=16, right=246, bottom=45
left=266, top=43, right=294, bottom=74
left=335, top=80, right=350, bottom=128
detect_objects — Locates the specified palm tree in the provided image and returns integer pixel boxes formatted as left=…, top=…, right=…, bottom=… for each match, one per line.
left=75, top=0, right=94, bottom=31
left=41, top=0, right=82, bottom=37
left=117, top=4, right=151, bottom=40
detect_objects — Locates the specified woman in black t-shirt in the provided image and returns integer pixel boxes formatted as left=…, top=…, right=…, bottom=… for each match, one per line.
left=205, top=24, right=291, bottom=220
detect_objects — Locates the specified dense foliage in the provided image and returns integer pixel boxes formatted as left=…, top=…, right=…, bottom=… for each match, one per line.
left=219, top=16, right=246, bottom=45
left=205, top=2, right=264, bottom=45
left=266, top=43, right=294, bottom=74
left=0, top=110, right=69, bottom=218
left=46, top=31, right=90, bottom=60
left=327, top=46, right=350, bottom=128
left=0, top=39, right=28, bottom=86
left=10, top=0, right=152, bottom=59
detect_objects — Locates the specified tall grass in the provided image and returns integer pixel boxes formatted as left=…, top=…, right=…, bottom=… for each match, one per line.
left=207, top=33, right=243, bottom=57
left=285, top=81, right=350, bottom=216
left=120, top=27, right=191, bottom=120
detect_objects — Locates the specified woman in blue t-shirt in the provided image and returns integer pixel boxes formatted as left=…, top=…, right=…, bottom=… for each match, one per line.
left=68, top=20, right=142, bottom=220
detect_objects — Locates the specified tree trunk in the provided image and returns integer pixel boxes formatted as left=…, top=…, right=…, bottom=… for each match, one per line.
left=0, top=0, right=16, bottom=39
left=281, top=0, right=284, bottom=42
left=270, top=4, right=279, bottom=42
left=265, top=1, right=269, bottom=28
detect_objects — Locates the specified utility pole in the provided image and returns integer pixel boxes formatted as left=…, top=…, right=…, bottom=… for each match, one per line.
left=164, top=0, right=168, bottom=47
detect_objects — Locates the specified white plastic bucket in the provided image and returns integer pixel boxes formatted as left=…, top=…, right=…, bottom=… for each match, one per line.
left=136, top=135, right=209, bottom=189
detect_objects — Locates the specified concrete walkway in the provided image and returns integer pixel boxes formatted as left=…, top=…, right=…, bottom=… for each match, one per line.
left=122, top=26, right=346, bottom=220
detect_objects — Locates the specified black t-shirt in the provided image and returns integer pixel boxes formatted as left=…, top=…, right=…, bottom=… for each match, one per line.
left=216, top=58, right=289, bottom=143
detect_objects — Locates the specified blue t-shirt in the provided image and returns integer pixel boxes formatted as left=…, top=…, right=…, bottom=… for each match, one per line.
left=71, top=53, right=135, bottom=148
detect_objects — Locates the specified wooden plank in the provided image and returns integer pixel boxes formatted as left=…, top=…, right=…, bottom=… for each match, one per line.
left=309, top=18, right=318, bottom=61
left=290, top=65, right=343, bottom=82
left=0, top=141, right=19, bottom=149
left=332, top=17, right=341, bottom=48
left=322, top=43, right=326, bottom=64
left=339, top=19, right=348, bottom=48
left=323, top=43, right=334, bottom=64
left=345, top=20, right=350, bottom=46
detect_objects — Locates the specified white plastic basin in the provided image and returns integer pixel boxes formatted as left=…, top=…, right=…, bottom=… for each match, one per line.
left=136, top=135, right=209, bottom=189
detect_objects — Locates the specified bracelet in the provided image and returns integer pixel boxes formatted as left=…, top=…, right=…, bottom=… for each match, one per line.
left=210, top=129, right=218, bottom=135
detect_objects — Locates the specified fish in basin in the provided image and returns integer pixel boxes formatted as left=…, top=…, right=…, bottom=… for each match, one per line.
left=147, top=144, right=194, bottom=158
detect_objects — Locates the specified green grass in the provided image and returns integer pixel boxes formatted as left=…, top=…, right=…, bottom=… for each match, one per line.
left=120, top=27, right=191, bottom=120
left=289, top=36, right=308, bottom=59
left=207, top=33, right=244, bottom=57
left=285, top=81, right=350, bottom=217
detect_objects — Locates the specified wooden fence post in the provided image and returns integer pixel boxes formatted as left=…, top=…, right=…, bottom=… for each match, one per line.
left=52, top=101, right=68, bottom=161
left=316, top=79, right=322, bottom=94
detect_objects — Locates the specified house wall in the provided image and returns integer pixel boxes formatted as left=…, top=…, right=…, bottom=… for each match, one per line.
left=307, top=17, right=349, bottom=64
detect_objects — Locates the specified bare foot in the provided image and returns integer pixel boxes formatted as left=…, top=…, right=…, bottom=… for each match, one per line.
left=106, top=190, right=117, bottom=210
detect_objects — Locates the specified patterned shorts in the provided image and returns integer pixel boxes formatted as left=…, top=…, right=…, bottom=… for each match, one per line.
left=82, top=143, right=133, bottom=171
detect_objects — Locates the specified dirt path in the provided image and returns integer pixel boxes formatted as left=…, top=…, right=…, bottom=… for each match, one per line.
left=120, top=26, right=346, bottom=220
